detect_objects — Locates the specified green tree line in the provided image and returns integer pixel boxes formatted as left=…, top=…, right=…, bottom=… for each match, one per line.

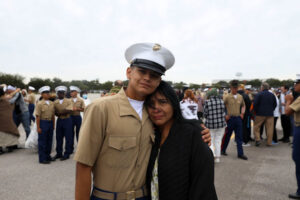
left=0, top=72, right=295, bottom=91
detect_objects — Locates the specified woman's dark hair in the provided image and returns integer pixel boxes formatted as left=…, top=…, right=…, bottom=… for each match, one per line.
left=145, top=81, right=184, bottom=122
left=0, top=87, right=4, bottom=97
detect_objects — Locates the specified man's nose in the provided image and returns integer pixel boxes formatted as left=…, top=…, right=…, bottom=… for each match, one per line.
left=143, top=72, right=151, bottom=80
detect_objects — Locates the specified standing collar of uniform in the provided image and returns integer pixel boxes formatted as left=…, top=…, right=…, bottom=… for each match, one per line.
left=229, top=93, right=239, bottom=97
left=117, top=87, right=149, bottom=122
left=41, top=99, right=51, bottom=105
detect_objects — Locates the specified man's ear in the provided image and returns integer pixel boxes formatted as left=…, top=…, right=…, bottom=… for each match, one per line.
left=126, top=67, right=132, bottom=80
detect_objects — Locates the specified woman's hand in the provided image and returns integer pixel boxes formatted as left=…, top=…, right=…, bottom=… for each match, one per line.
left=200, top=124, right=211, bottom=146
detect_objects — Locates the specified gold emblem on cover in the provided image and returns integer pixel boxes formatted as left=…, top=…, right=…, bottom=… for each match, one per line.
left=153, top=44, right=161, bottom=51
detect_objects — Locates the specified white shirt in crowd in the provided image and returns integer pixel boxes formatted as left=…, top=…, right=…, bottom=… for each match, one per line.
left=180, top=98, right=198, bottom=120
left=273, top=94, right=280, bottom=117
left=280, top=93, right=286, bottom=114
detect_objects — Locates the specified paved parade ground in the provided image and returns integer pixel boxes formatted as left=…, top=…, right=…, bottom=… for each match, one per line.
left=0, top=123, right=297, bottom=200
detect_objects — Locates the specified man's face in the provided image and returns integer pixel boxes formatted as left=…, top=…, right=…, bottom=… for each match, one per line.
left=294, top=82, right=300, bottom=93
left=57, top=91, right=65, bottom=99
left=42, top=92, right=50, bottom=99
left=281, top=86, right=287, bottom=93
left=126, top=67, right=161, bottom=97
left=71, top=91, right=77, bottom=98
left=231, top=87, right=238, bottom=94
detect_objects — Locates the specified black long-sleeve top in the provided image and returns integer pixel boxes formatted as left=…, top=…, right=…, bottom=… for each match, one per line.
left=146, top=120, right=218, bottom=200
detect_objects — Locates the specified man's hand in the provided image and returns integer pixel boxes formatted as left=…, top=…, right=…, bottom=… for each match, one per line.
left=225, top=115, right=230, bottom=121
left=38, top=128, right=42, bottom=134
left=200, top=124, right=211, bottom=146
left=240, top=113, right=244, bottom=120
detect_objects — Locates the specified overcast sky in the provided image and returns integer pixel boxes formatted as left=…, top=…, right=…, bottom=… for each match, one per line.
left=0, top=0, right=299, bottom=84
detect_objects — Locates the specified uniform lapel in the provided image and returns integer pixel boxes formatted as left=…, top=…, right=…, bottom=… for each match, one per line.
left=118, top=88, right=141, bottom=120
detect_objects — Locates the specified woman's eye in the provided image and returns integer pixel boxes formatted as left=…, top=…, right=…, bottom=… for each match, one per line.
left=159, top=99, right=168, bottom=104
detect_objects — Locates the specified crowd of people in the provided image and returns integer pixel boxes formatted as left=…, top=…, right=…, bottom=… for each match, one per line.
left=0, top=42, right=300, bottom=199
left=0, top=84, right=88, bottom=162
left=173, top=81, right=296, bottom=164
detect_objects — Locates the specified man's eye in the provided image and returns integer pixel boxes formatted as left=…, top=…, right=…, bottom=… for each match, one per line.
left=150, top=73, right=160, bottom=79
left=138, top=69, right=146, bottom=74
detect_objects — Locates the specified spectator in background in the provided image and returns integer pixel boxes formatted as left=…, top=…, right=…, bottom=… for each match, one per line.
left=204, top=88, right=226, bottom=163
left=0, top=86, right=20, bottom=154
left=222, top=80, right=247, bottom=160
left=272, top=90, right=280, bottom=144
left=180, top=89, right=198, bottom=120
left=195, top=90, right=204, bottom=120
left=80, top=91, right=91, bottom=107
left=6, top=85, right=31, bottom=139
left=253, top=82, right=277, bottom=147
left=70, top=86, right=85, bottom=142
left=238, top=84, right=252, bottom=146
left=27, top=86, right=36, bottom=124
left=108, top=80, right=124, bottom=95
left=279, top=85, right=292, bottom=143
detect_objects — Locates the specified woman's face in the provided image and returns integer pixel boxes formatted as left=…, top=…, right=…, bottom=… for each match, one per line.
left=147, top=92, right=174, bottom=127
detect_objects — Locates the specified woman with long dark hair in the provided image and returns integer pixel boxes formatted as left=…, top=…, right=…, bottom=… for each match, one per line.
left=145, top=81, right=217, bottom=200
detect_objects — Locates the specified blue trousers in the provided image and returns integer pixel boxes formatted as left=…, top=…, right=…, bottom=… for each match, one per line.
left=71, top=115, right=82, bottom=141
left=292, top=125, right=300, bottom=194
left=38, top=120, right=53, bottom=163
left=222, top=116, right=244, bottom=156
left=90, top=187, right=149, bottom=200
left=56, top=117, right=73, bottom=157
left=28, top=104, right=35, bottom=123
left=14, top=111, right=31, bottom=139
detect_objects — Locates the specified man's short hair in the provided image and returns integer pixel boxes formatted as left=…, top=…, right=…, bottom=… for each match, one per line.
left=282, top=85, right=289, bottom=90
left=261, top=82, right=270, bottom=90
left=114, top=80, right=123, bottom=87
left=230, top=80, right=239, bottom=88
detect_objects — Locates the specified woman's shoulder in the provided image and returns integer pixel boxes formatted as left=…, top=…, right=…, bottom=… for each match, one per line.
left=175, top=120, right=202, bottom=135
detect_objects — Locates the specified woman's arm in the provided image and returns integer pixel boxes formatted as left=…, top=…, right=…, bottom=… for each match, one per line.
left=189, top=127, right=218, bottom=200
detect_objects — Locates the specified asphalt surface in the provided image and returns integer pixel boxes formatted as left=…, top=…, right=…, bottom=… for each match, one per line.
left=0, top=122, right=297, bottom=200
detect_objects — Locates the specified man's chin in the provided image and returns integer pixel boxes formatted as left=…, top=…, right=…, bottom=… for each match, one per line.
left=138, top=88, right=155, bottom=96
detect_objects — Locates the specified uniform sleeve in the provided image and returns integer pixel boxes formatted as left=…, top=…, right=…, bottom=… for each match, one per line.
left=34, top=103, right=41, bottom=116
left=73, top=101, right=107, bottom=167
left=223, top=95, right=228, bottom=104
left=66, top=99, right=73, bottom=111
left=290, top=97, right=300, bottom=112
left=81, top=99, right=86, bottom=109
left=189, top=126, right=218, bottom=200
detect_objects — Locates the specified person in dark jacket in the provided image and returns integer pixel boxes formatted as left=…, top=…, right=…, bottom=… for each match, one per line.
left=253, top=82, right=277, bottom=146
left=145, top=81, right=217, bottom=200
left=238, top=84, right=252, bottom=146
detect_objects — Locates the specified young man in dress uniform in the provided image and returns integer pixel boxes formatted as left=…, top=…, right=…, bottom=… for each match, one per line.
left=70, top=86, right=85, bottom=142
left=286, top=74, right=300, bottom=199
left=27, top=86, right=36, bottom=124
left=74, top=43, right=211, bottom=200
left=34, top=86, right=55, bottom=164
left=52, top=86, right=74, bottom=161
left=221, top=80, right=248, bottom=160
